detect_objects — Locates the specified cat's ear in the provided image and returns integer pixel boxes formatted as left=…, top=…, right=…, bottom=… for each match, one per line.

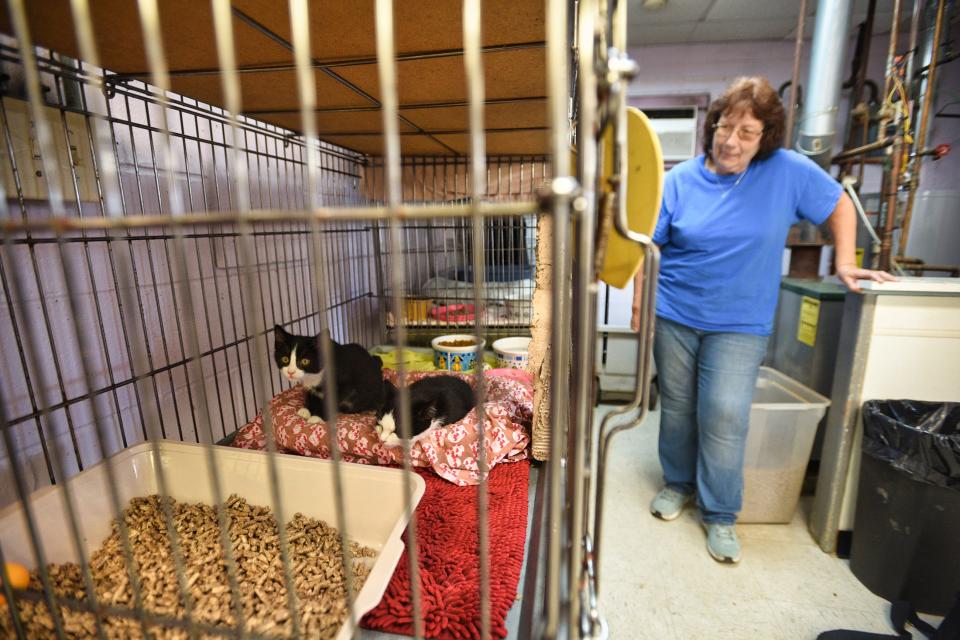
left=273, top=324, right=289, bottom=343
left=315, top=328, right=332, bottom=346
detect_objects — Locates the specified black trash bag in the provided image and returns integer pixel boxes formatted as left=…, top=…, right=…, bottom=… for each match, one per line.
left=861, top=400, right=960, bottom=490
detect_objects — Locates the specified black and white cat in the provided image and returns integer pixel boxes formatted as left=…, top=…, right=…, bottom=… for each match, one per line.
left=375, top=375, right=475, bottom=447
left=273, top=325, right=384, bottom=423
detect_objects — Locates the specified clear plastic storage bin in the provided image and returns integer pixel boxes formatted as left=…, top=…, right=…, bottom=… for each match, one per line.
left=740, top=367, right=830, bottom=523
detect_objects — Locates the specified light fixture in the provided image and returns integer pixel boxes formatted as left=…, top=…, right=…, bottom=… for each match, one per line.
left=642, top=0, right=668, bottom=9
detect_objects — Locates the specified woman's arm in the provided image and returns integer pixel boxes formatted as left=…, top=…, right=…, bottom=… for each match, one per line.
left=826, top=193, right=897, bottom=292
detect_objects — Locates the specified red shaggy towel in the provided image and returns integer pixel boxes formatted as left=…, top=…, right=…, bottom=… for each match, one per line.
left=361, top=459, right=530, bottom=639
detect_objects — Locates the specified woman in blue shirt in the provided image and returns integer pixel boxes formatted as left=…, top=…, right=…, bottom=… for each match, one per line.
left=633, top=76, right=894, bottom=563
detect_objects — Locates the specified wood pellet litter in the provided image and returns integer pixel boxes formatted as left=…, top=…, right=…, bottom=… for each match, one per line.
left=0, top=494, right=377, bottom=639
left=740, top=466, right=807, bottom=523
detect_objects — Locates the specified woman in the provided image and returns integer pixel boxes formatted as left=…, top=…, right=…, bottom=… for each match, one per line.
left=631, top=76, right=894, bottom=564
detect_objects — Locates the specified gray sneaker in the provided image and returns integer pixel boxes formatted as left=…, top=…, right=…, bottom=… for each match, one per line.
left=703, top=522, right=741, bottom=564
left=650, top=487, right=693, bottom=521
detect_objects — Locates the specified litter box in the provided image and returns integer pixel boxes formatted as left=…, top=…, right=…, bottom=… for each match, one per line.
left=492, top=336, right=531, bottom=369
left=0, top=441, right=425, bottom=639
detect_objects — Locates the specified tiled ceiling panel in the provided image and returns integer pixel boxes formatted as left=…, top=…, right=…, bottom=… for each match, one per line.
left=630, top=0, right=915, bottom=45
left=0, top=1, right=550, bottom=156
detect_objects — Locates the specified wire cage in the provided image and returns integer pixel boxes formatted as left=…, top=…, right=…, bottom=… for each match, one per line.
left=0, top=40, right=381, bottom=500
left=0, top=0, right=658, bottom=638
left=364, top=156, right=546, bottom=343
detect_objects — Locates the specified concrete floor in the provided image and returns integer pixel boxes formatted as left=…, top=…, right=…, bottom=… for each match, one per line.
left=359, top=404, right=945, bottom=639
left=595, top=404, right=942, bottom=640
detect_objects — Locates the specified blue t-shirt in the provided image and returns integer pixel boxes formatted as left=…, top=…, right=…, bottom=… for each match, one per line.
left=653, top=149, right=842, bottom=335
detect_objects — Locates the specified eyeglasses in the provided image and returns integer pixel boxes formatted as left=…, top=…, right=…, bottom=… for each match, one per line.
left=713, top=122, right=764, bottom=142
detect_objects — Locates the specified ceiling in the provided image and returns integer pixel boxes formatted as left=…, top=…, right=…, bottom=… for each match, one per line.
left=629, top=0, right=916, bottom=45
left=0, top=0, right=549, bottom=157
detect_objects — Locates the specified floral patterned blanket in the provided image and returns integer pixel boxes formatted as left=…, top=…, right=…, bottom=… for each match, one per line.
left=231, top=369, right=532, bottom=485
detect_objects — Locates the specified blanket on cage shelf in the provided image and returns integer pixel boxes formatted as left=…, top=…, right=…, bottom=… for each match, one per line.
left=231, top=369, right=532, bottom=486
left=360, top=459, right=530, bottom=640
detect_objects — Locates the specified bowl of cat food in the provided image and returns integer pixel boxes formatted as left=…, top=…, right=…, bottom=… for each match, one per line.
left=431, top=334, right=485, bottom=372
left=492, top=336, right=532, bottom=369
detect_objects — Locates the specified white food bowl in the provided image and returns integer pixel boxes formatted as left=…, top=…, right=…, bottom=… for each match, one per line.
left=0, top=442, right=425, bottom=640
left=492, top=336, right=531, bottom=369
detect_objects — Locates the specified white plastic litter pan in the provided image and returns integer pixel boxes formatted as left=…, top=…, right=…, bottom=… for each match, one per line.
left=0, top=441, right=425, bottom=639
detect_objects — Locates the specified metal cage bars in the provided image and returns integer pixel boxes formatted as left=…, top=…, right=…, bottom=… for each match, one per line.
left=0, top=0, right=660, bottom=639
left=0, top=43, right=384, bottom=488
left=363, top=157, right=545, bottom=337
left=0, top=3, right=544, bottom=640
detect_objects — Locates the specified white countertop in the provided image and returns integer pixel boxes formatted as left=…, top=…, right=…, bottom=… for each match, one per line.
left=858, top=276, right=960, bottom=295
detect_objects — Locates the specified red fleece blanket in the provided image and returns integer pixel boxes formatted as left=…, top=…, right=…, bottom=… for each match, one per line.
left=360, top=460, right=531, bottom=639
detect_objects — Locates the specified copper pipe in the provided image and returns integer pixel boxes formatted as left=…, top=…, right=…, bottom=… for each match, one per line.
left=832, top=137, right=894, bottom=163
left=895, top=262, right=960, bottom=276
left=853, top=0, right=877, bottom=180
left=877, top=0, right=903, bottom=141
left=838, top=103, right=872, bottom=178
left=784, top=0, right=808, bottom=148
left=878, top=136, right=903, bottom=270
left=858, top=106, right=870, bottom=181
left=898, top=0, right=948, bottom=257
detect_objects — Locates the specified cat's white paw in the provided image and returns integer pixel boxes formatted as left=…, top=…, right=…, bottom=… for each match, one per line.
left=377, top=412, right=396, bottom=440
left=296, top=408, right=311, bottom=419
left=428, top=418, right=444, bottom=431
left=307, top=415, right=322, bottom=424
left=383, top=433, right=401, bottom=448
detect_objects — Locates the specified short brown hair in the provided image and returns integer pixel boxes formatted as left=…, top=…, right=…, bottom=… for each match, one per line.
left=702, top=76, right=785, bottom=162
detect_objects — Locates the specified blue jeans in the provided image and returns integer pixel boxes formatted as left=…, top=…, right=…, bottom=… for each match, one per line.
left=653, top=316, right=768, bottom=525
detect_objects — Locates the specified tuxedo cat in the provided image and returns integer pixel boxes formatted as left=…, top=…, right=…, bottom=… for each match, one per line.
left=273, top=325, right=384, bottom=423
left=375, top=375, right=475, bottom=447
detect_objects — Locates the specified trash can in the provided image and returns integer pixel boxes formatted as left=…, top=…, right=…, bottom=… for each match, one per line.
left=850, top=400, right=960, bottom=615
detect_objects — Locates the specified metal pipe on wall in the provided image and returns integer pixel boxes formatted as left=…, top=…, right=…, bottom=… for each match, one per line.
left=877, top=135, right=904, bottom=269
left=876, top=0, right=904, bottom=147
left=796, top=0, right=853, bottom=168
left=875, top=0, right=905, bottom=271
left=784, top=0, right=809, bottom=149
left=837, top=0, right=876, bottom=180
left=898, top=0, right=950, bottom=258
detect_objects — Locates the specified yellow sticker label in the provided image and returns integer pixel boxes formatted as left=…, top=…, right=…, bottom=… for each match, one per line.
left=856, top=248, right=864, bottom=268
left=797, top=296, right=820, bottom=347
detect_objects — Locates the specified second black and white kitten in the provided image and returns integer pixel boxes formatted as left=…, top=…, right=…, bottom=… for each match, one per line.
left=273, top=325, right=384, bottom=422
left=376, top=375, right=476, bottom=447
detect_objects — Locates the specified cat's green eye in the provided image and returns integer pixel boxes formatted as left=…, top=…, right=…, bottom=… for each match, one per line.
left=300, top=358, right=309, bottom=366
left=281, top=356, right=290, bottom=364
